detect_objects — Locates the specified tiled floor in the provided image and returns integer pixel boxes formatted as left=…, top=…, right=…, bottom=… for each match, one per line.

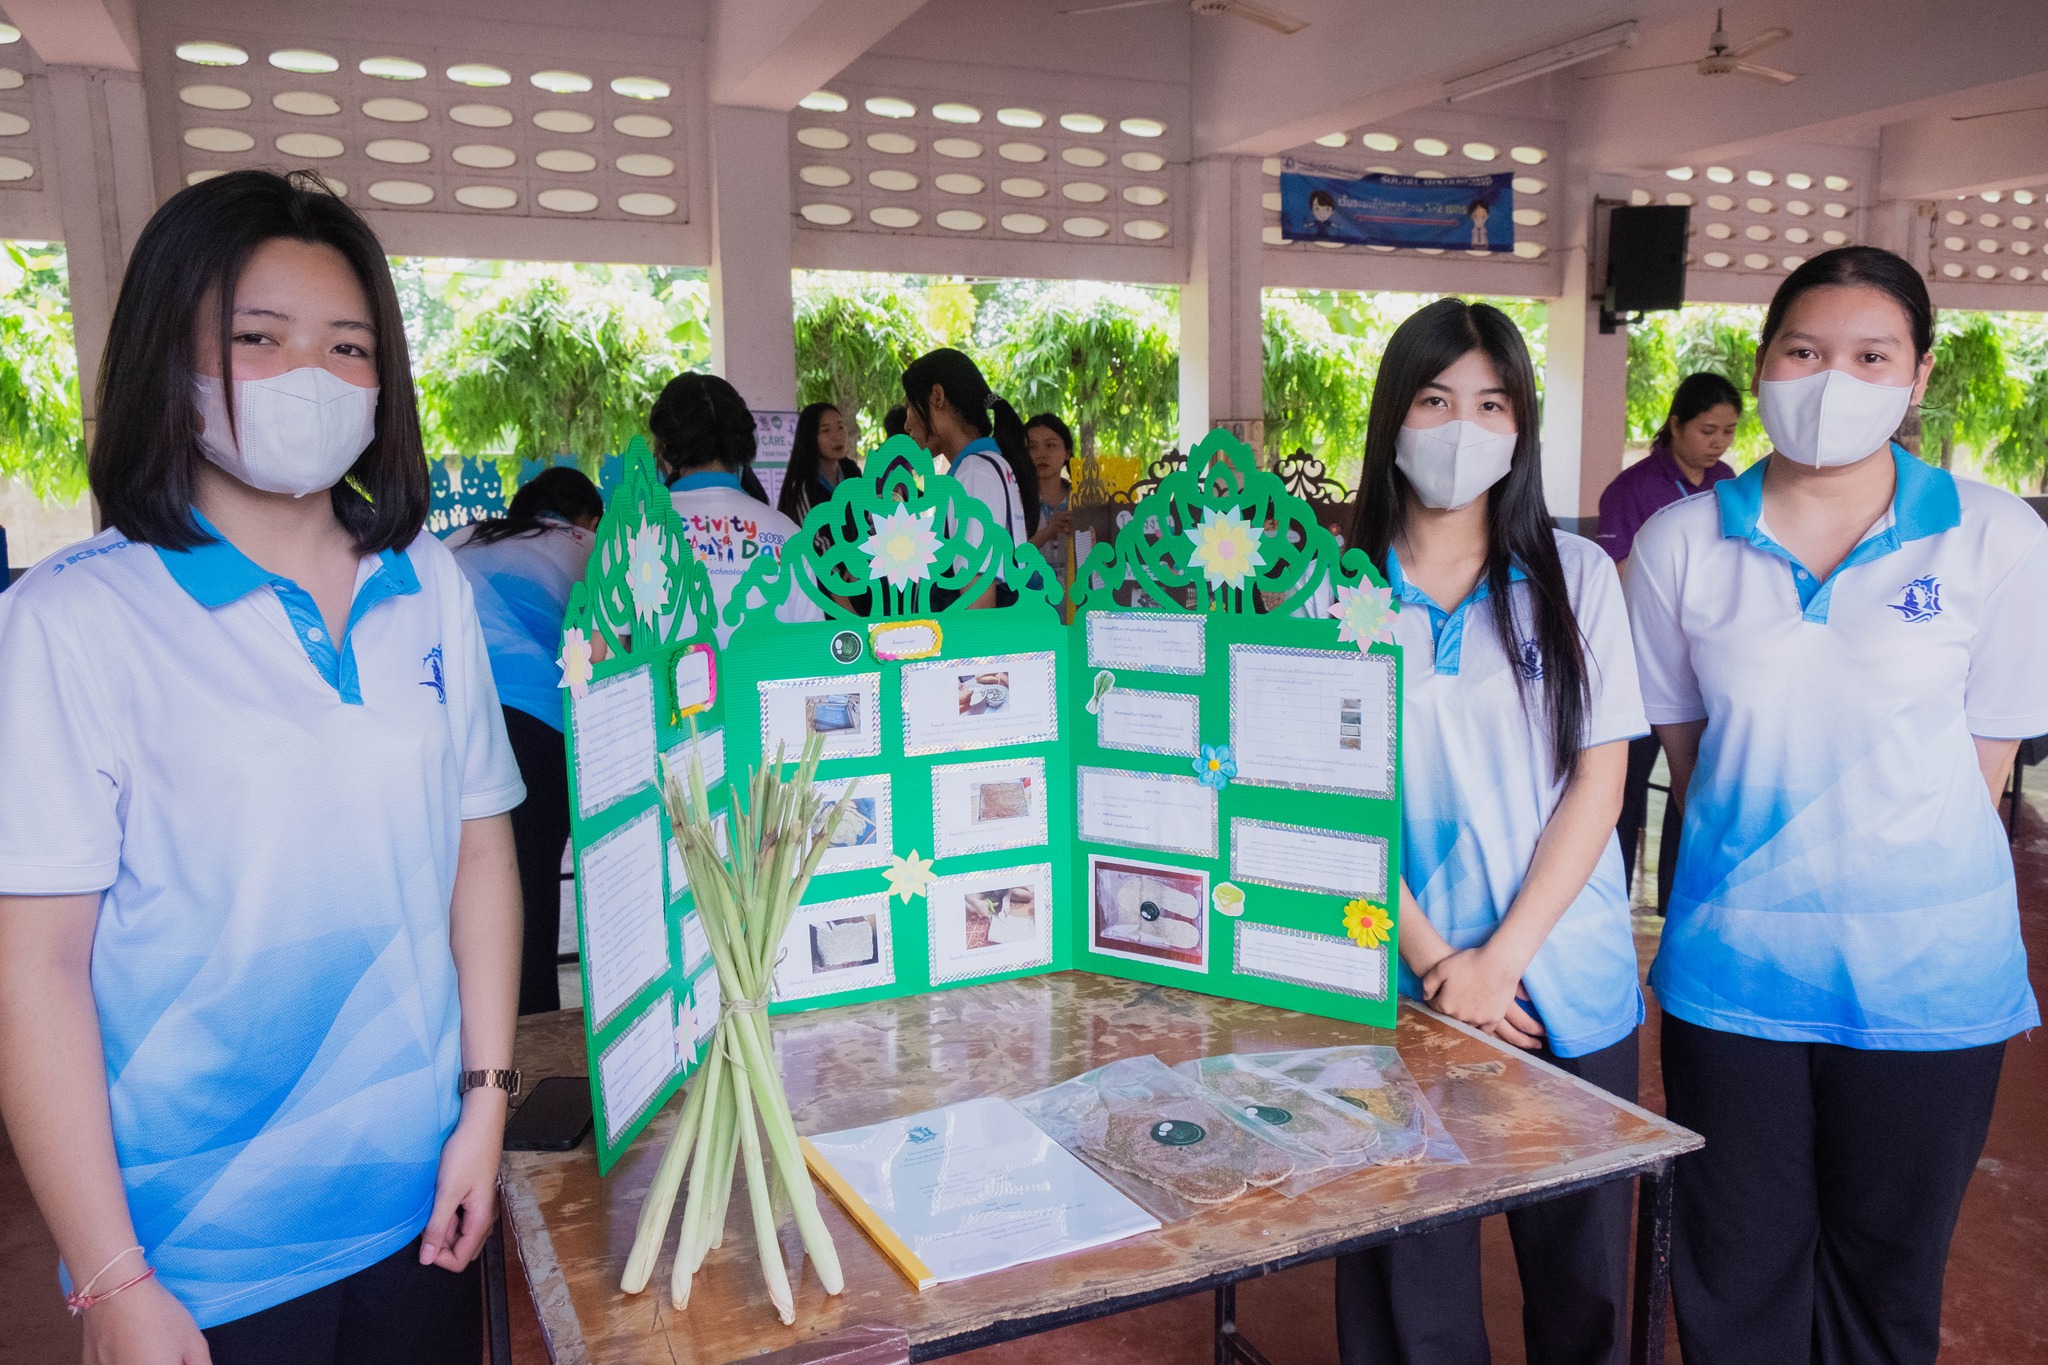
left=8, top=792, right=2048, bottom=1363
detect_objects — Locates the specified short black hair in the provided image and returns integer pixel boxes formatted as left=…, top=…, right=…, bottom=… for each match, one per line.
left=1309, top=189, right=1335, bottom=209
left=1025, top=412, right=1074, bottom=458
left=882, top=404, right=907, bottom=438
left=90, top=169, right=429, bottom=553
left=1663, top=372, right=1744, bottom=440
left=648, top=372, right=755, bottom=480
left=462, top=466, right=605, bottom=547
left=1760, top=246, right=1933, bottom=360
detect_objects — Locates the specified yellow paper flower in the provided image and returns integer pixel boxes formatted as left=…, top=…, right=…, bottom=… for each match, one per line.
left=1188, top=509, right=1266, bottom=589
left=883, top=850, right=938, bottom=902
left=1342, top=898, right=1392, bottom=949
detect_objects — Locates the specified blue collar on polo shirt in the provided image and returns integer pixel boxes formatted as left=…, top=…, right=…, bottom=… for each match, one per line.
left=1714, top=443, right=1960, bottom=624
left=670, top=470, right=742, bottom=491
left=155, top=511, right=420, bottom=705
left=1385, top=545, right=1527, bottom=677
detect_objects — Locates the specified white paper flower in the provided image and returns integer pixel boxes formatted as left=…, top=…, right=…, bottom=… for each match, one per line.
left=1331, top=581, right=1398, bottom=651
left=883, top=850, right=938, bottom=902
left=558, top=626, right=593, bottom=699
left=1188, top=509, right=1266, bottom=590
left=624, top=524, right=670, bottom=623
left=863, top=505, right=942, bottom=587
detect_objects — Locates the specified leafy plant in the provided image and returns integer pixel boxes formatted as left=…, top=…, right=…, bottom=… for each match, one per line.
left=1262, top=296, right=1371, bottom=481
left=1920, top=315, right=2023, bottom=471
left=997, top=281, right=1179, bottom=467
left=415, top=267, right=702, bottom=480
left=0, top=241, right=86, bottom=501
left=791, top=275, right=937, bottom=442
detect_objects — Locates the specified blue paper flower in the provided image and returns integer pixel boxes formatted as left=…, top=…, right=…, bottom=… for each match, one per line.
left=1194, top=743, right=1238, bottom=790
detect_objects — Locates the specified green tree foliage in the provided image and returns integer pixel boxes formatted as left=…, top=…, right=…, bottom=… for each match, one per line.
left=1262, top=295, right=1371, bottom=474
left=413, top=264, right=708, bottom=477
left=994, top=281, right=1179, bottom=464
left=1921, top=315, right=2023, bottom=470
left=0, top=242, right=85, bottom=500
left=792, top=274, right=938, bottom=441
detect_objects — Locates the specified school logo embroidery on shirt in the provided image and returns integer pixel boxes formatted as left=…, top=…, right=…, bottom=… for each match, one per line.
left=1888, top=575, right=1942, bottom=623
left=1514, top=639, right=1544, bottom=681
left=421, top=645, right=447, bottom=703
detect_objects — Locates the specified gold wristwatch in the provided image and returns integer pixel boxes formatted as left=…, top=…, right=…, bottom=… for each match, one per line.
left=458, top=1068, right=522, bottom=1099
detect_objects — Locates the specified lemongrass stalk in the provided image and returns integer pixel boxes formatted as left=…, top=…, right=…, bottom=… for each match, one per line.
left=669, top=1038, right=728, bottom=1310
left=729, top=1041, right=795, bottom=1325
left=620, top=1055, right=712, bottom=1293
left=731, top=1008, right=844, bottom=1295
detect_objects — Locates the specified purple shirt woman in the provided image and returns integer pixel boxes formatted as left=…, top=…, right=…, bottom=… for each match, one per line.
left=1596, top=372, right=1744, bottom=564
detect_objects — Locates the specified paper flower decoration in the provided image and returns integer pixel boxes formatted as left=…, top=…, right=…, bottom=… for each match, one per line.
left=1193, top=743, right=1238, bottom=791
left=883, top=850, right=938, bottom=902
left=558, top=626, right=593, bottom=700
left=1342, top=899, right=1393, bottom=950
left=624, top=524, right=670, bottom=623
left=1188, top=509, right=1266, bottom=590
left=863, top=505, right=942, bottom=587
left=1331, top=581, right=1398, bottom=651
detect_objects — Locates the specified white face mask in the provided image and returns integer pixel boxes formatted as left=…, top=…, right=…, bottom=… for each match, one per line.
left=194, top=367, right=379, bottom=498
left=1394, top=420, right=1519, bottom=510
left=1757, top=368, right=1913, bottom=468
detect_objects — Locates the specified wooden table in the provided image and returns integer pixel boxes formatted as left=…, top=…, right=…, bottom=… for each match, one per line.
left=495, top=973, right=1699, bottom=1365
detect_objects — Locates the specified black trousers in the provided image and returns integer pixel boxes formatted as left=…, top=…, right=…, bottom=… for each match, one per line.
left=1336, top=1029, right=1640, bottom=1365
left=504, top=705, right=570, bottom=1016
left=1661, top=1015, right=2005, bottom=1365
left=204, top=1236, right=480, bottom=1364
left=1616, top=734, right=1678, bottom=906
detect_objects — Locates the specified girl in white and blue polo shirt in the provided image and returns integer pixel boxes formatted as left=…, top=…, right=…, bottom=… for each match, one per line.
left=1336, top=299, right=1647, bottom=1365
left=0, top=171, right=525, bottom=1364
left=1626, top=247, right=2048, bottom=1365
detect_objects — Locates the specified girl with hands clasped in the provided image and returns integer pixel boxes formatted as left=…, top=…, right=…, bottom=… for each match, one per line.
left=1336, top=300, right=1647, bottom=1365
left=0, top=171, right=524, bottom=1364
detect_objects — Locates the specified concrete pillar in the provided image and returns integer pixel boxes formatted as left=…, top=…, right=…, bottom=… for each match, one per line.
left=41, top=65, right=155, bottom=437
left=707, top=104, right=798, bottom=413
left=1179, top=155, right=1265, bottom=453
left=1541, top=181, right=1629, bottom=523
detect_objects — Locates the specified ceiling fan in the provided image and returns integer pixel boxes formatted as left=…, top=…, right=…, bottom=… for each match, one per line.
left=1058, top=0, right=1309, bottom=37
left=1952, top=103, right=2048, bottom=122
left=1581, top=9, right=1796, bottom=85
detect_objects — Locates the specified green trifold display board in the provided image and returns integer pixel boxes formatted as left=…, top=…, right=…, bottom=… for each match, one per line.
left=560, top=431, right=1404, bottom=1173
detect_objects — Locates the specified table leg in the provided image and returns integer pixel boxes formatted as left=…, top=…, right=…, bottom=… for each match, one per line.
left=1630, top=1158, right=1676, bottom=1365
left=485, top=1224, right=514, bottom=1365
left=1213, top=1281, right=1279, bottom=1365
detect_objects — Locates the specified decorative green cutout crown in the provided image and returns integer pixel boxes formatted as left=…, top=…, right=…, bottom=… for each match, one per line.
left=726, top=434, right=1059, bottom=625
left=562, top=436, right=719, bottom=669
left=1072, top=428, right=1384, bottom=616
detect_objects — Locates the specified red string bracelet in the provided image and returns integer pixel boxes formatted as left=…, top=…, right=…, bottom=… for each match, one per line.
left=66, top=1265, right=156, bottom=1315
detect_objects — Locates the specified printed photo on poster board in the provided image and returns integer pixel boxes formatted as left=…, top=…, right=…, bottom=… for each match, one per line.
left=931, top=757, right=1049, bottom=859
left=759, top=671, right=883, bottom=761
left=1077, top=766, right=1219, bottom=859
left=774, top=894, right=895, bottom=1002
left=811, top=774, right=894, bottom=873
left=1084, top=611, right=1206, bottom=675
left=927, top=862, right=1057, bottom=984
left=901, top=651, right=1060, bottom=755
left=1088, top=854, right=1209, bottom=973
left=571, top=665, right=656, bottom=819
left=598, top=991, right=680, bottom=1148
left=1228, top=644, right=1396, bottom=798
left=1234, top=922, right=1388, bottom=1001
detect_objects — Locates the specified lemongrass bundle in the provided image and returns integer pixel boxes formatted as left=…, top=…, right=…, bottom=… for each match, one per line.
left=619, top=732, right=855, bottom=1322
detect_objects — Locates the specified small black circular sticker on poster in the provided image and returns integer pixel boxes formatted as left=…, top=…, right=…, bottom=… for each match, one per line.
left=830, top=630, right=864, bottom=665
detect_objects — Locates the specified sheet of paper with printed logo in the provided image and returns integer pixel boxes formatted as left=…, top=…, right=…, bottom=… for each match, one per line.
left=803, top=1095, right=1157, bottom=1284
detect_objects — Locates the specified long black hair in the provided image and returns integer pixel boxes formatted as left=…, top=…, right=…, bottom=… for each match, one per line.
left=1760, top=245, right=1933, bottom=360
left=778, top=401, right=855, bottom=521
left=1659, top=372, right=1743, bottom=444
left=462, top=466, right=603, bottom=547
left=901, top=347, right=1039, bottom=535
left=90, top=168, right=428, bottom=552
left=1347, top=298, right=1590, bottom=783
left=649, top=372, right=756, bottom=481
